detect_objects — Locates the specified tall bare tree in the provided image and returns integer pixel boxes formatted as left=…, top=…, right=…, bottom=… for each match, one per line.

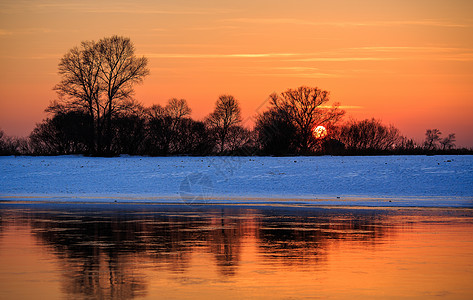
left=97, top=36, right=149, bottom=152
left=53, top=41, right=101, bottom=152
left=206, top=95, right=242, bottom=152
left=52, top=36, right=149, bottom=154
left=270, top=86, right=345, bottom=153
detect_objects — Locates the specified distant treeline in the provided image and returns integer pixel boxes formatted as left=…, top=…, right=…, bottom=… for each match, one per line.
left=1, top=35, right=471, bottom=156
left=1, top=92, right=470, bottom=156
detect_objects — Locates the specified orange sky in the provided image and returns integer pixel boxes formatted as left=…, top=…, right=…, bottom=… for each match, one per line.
left=1, top=0, right=472, bottom=146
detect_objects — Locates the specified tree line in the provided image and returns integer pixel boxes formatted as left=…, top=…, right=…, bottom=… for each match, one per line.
left=0, top=36, right=470, bottom=156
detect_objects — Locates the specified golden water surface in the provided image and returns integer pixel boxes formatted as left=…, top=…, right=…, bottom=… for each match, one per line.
left=0, top=204, right=472, bottom=299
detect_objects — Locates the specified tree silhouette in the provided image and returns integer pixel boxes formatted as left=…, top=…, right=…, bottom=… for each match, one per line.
left=144, top=98, right=198, bottom=155
left=337, top=118, right=401, bottom=151
left=440, top=133, right=456, bottom=150
left=166, top=98, right=192, bottom=119
left=97, top=36, right=149, bottom=153
left=255, top=107, right=298, bottom=155
left=0, top=129, right=5, bottom=154
left=267, top=87, right=345, bottom=154
left=52, top=36, right=149, bottom=155
left=29, top=111, right=93, bottom=155
left=424, top=129, right=442, bottom=150
left=109, top=101, right=146, bottom=155
left=205, top=95, right=242, bottom=153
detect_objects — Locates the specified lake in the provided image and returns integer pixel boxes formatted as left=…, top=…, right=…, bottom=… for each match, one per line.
left=1, top=203, right=472, bottom=299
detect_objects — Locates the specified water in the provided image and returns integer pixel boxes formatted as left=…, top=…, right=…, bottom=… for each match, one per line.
left=1, top=203, right=473, bottom=299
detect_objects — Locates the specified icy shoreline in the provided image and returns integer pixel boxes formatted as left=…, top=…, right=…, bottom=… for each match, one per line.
left=1, top=155, right=472, bottom=207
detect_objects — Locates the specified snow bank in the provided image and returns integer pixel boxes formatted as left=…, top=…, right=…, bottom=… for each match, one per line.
left=1, top=155, right=472, bottom=207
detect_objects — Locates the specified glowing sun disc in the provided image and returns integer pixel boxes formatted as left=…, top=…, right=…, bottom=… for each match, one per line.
left=313, top=125, right=327, bottom=139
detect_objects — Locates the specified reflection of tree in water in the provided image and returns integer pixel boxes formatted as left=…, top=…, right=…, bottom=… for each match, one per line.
left=0, top=205, right=393, bottom=299
left=257, top=208, right=391, bottom=266
left=3, top=206, right=255, bottom=299
left=27, top=211, right=151, bottom=299
left=206, top=209, right=257, bottom=276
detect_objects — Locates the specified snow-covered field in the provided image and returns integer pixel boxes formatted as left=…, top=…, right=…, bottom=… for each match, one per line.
left=0, top=155, right=472, bottom=207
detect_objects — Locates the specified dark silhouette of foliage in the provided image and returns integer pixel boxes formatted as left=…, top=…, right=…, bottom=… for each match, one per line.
left=0, top=129, right=29, bottom=155
left=109, top=104, right=147, bottom=155
left=205, top=95, right=242, bottom=153
left=440, top=133, right=456, bottom=150
left=13, top=138, right=30, bottom=155
left=424, top=129, right=442, bottom=150
left=337, top=118, right=401, bottom=151
left=0, top=129, right=6, bottom=155
left=255, top=107, right=298, bottom=155
left=173, top=118, right=215, bottom=155
left=423, top=129, right=456, bottom=152
left=225, top=125, right=255, bottom=154
left=320, top=138, right=346, bottom=155
left=30, top=111, right=93, bottom=155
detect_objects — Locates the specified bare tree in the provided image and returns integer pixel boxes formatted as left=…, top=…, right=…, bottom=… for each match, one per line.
left=226, top=125, right=254, bottom=153
left=424, top=129, right=442, bottom=150
left=52, top=36, right=149, bottom=154
left=146, top=104, right=166, bottom=119
left=270, top=86, right=345, bottom=153
left=53, top=41, right=101, bottom=152
left=166, top=98, right=192, bottom=119
left=398, top=136, right=419, bottom=151
left=0, top=129, right=30, bottom=155
left=337, top=118, right=401, bottom=151
left=0, top=129, right=5, bottom=153
left=206, top=95, right=242, bottom=152
left=0, top=128, right=9, bottom=155
left=97, top=36, right=149, bottom=152
left=440, top=133, right=456, bottom=150
left=144, top=98, right=194, bottom=154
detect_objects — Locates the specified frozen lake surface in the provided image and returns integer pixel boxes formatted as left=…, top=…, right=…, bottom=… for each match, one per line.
left=0, top=155, right=472, bottom=207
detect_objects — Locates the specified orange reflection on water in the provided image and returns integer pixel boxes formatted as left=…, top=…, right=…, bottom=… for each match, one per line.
left=0, top=226, right=62, bottom=299
left=0, top=206, right=472, bottom=299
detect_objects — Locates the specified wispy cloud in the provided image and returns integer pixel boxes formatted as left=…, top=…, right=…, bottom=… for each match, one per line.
left=343, top=46, right=473, bottom=61
left=187, top=25, right=239, bottom=31
left=85, top=9, right=235, bottom=15
left=287, top=57, right=398, bottom=62
left=138, top=48, right=473, bottom=62
left=145, top=53, right=398, bottom=61
left=246, top=72, right=340, bottom=79
left=349, top=46, right=471, bottom=53
left=0, top=27, right=76, bottom=36
left=0, top=29, right=13, bottom=36
left=31, top=3, right=236, bottom=15
left=258, top=66, right=340, bottom=78
left=222, top=18, right=472, bottom=28
left=145, top=53, right=298, bottom=59
left=0, top=54, right=61, bottom=60
left=1, top=2, right=238, bottom=15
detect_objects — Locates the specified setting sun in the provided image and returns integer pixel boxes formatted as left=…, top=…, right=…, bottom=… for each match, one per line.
left=313, top=126, right=328, bottom=139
